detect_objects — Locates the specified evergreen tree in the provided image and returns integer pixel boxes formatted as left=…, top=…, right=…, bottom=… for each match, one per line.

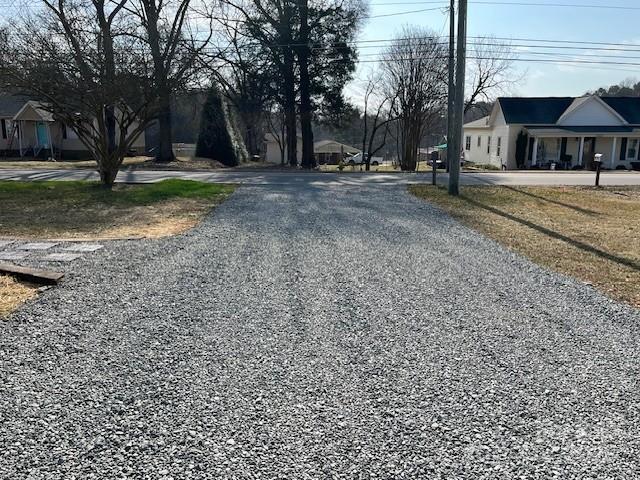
left=196, top=87, right=248, bottom=167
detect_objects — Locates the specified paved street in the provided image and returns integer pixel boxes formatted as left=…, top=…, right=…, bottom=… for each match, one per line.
left=0, top=167, right=640, bottom=186
left=1, top=180, right=639, bottom=478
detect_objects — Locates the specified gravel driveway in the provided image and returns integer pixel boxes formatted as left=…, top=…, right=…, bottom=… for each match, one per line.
left=1, top=182, right=639, bottom=479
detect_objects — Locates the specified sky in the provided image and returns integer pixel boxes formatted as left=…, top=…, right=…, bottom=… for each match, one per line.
left=1, top=0, right=638, bottom=101
left=351, top=0, right=640, bottom=100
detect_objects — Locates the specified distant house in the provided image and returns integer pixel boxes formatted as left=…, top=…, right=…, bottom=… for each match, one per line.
left=313, top=139, right=360, bottom=164
left=462, top=95, right=640, bottom=170
left=0, top=95, right=145, bottom=160
left=263, top=134, right=360, bottom=165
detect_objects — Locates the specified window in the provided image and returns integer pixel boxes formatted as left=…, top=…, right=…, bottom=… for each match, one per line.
left=1, top=119, right=6, bottom=139
left=61, top=124, right=67, bottom=140
left=477, top=136, right=481, bottom=148
left=627, top=138, right=638, bottom=160
left=487, top=136, right=492, bottom=154
left=497, top=137, right=502, bottom=157
left=465, top=136, right=471, bottom=151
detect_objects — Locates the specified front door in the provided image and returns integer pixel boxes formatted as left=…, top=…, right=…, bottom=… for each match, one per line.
left=582, top=137, right=596, bottom=168
left=36, top=122, right=48, bottom=147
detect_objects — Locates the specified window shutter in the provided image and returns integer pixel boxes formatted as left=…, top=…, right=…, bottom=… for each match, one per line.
left=620, top=138, right=628, bottom=161
left=1, top=119, right=6, bottom=139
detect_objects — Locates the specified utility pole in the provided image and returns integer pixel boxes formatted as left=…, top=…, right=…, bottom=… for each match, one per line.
left=448, top=0, right=467, bottom=196
left=443, top=0, right=455, bottom=186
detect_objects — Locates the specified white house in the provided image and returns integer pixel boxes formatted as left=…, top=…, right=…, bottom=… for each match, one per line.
left=264, top=132, right=301, bottom=164
left=462, top=95, right=640, bottom=170
left=0, top=95, right=145, bottom=160
left=313, top=139, right=360, bottom=164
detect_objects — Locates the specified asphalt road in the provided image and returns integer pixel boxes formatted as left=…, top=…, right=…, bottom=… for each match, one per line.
left=0, top=167, right=640, bottom=186
left=1, top=181, right=639, bottom=478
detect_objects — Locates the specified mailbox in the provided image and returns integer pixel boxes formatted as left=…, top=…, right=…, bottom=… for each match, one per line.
left=594, top=153, right=603, bottom=186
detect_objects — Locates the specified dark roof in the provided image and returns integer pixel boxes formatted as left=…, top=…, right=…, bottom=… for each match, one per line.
left=0, top=94, right=33, bottom=118
left=600, top=97, right=640, bottom=124
left=498, top=97, right=574, bottom=124
left=526, top=126, right=634, bottom=133
left=499, top=96, right=640, bottom=125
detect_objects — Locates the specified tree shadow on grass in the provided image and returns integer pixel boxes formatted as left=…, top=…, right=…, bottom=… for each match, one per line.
left=472, top=177, right=600, bottom=216
left=500, top=185, right=600, bottom=216
left=459, top=194, right=640, bottom=273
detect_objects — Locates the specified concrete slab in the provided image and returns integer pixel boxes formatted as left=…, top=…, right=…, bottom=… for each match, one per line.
left=0, top=250, right=29, bottom=260
left=18, top=242, right=59, bottom=251
left=0, top=251, right=30, bottom=260
left=0, top=240, right=15, bottom=248
left=62, top=244, right=104, bottom=253
left=42, top=253, right=83, bottom=262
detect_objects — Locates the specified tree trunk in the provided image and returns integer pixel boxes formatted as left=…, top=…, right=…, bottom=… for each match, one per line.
left=155, top=90, right=175, bottom=163
left=98, top=152, right=121, bottom=188
left=283, top=51, right=298, bottom=168
left=98, top=12, right=118, bottom=185
left=144, top=2, right=174, bottom=163
left=298, top=0, right=315, bottom=169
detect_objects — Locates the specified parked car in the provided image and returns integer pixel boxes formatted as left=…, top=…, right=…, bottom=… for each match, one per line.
left=348, top=152, right=384, bottom=166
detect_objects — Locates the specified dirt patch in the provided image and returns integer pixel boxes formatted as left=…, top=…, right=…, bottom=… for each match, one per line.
left=0, top=275, right=37, bottom=318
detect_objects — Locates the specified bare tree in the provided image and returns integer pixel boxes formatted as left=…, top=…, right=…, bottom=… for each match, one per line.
left=123, top=0, right=215, bottom=163
left=465, top=37, right=521, bottom=114
left=266, top=105, right=287, bottom=165
left=361, top=74, right=395, bottom=171
left=1, top=0, right=154, bottom=187
left=381, top=27, right=448, bottom=171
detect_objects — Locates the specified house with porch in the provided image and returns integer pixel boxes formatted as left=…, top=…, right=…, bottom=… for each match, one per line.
left=0, top=94, right=145, bottom=160
left=462, top=95, right=640, bottom=170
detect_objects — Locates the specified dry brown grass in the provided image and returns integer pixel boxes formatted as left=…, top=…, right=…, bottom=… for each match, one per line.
left=2, top=198, right=216, bottom=240
left=0, top=275, right=37, bottom=318
left=0, top=180, right=234, bottom=240
left=410, top=185, right=640, bottom=308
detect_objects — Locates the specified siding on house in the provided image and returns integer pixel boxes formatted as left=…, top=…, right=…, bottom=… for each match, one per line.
left=0, top=95, right=145, bottom=159
left=463, top=95, right=640, bottom=170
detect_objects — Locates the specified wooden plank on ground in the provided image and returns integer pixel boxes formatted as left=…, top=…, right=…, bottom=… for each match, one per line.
left=0, top=262, right=64, bottom=285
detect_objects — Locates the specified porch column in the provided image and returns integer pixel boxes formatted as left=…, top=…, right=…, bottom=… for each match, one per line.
left=611, top=137, right=617, bottom=169
left=578, top=137, right=585, bottom=166
left=46, top=123, right=54, bottom=160
left=532, top=137, right=538, bottom=166
left=18, top=121, right=23, bottom=157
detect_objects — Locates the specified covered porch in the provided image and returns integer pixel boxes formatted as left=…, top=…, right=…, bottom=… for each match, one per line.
left=11, top=101, right=57, bottom=159
left=526, top=126, right=640, bottom=170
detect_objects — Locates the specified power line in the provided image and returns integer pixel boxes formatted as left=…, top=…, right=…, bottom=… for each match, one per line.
left=369, top=1, right=640, bottom=10
left=343, top=55, right=640, bottom=67
left=368, top=7, right=446, bottom=18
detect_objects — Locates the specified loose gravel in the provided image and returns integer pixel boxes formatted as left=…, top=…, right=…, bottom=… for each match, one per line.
left=1, top=181, right=639, bottom=479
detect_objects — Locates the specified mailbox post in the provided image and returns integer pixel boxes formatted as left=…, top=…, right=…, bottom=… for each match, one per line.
left=594, top=153, right=603, bottom=187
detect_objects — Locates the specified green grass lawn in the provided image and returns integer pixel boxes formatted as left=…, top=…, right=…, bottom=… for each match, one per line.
left=0, top=180, right=235, bottom=239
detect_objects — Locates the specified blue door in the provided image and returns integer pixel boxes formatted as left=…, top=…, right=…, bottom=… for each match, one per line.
left=36, top=122, right=48, bottom=146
